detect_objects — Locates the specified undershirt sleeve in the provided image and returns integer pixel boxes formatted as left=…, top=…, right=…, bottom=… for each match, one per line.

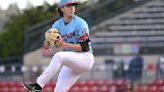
left=79, top=39, right=90, bottom=52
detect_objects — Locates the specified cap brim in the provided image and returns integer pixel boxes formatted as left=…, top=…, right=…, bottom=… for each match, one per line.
left=64, top=2, right=78, bottom=6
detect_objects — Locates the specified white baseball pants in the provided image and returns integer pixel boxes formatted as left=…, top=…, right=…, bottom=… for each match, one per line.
left=36, top=51, right=94, bottom=92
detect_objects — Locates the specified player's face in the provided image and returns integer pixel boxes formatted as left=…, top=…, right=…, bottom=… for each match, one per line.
left=61, top=5, right=76, bottom=17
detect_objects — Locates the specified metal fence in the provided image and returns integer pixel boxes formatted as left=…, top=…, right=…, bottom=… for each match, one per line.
left=0, top=59, right=163, bottom=84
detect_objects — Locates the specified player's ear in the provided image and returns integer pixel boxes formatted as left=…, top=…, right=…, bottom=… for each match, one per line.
left=56, top=7, right=63, bottom=17
left=60, top=7, right=64, bottom=12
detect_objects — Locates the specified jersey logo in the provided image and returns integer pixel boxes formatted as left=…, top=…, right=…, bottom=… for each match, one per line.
left=62, top=31, right=75, bottom=40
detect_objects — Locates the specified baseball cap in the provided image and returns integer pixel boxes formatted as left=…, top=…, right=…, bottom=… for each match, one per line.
left=59, top=0, right=78, bottom=7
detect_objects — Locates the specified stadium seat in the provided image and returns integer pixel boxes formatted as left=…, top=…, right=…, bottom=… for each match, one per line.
left=147, top=85, right=157, bottom=91
left=0, top=81, right=6, bottom=88
left=42, top=86, right=54, bottom=92
left=69, top=85, right=80, bottom=92
left=75, top=80, right=87, bottom=87
left=99, top=85, right=108, bottom=92
left=6, top=81, right=15, bottom=88
left=135, top=85, right=148, bottom=92
left=99, top=85, right=115, bottom=92
left=0, top=80, right=133, bottom=92
left=153, top=79, right=164, bottom=86
left=121, top=90, right=132, bottom=92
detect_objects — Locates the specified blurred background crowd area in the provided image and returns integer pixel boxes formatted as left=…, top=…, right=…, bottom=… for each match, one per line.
left=1, top=0, right=164, bottom=92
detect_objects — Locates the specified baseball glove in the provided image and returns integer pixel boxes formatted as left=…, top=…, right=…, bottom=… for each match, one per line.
left=45, top=28, right=61, bottom=46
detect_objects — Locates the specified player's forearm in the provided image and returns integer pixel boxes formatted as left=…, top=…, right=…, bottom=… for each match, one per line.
left=43, top=40, right=50, bottom=49
left=62, top=42, right=82, bottom=51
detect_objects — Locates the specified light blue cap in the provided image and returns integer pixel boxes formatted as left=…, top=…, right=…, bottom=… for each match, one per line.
left=59, top=0, right=78, bottom=7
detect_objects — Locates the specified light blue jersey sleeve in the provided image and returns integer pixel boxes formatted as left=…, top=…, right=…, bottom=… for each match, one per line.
left=52, top=20, right=60, bottom=30
left=76, top=20, right=90, bottom=43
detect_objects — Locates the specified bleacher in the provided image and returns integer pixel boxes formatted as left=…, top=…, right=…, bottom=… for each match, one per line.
left=89, top=0, right=164, bottom=91
left=135, top=79, right=164, bottom=92
left=92, top=0, right=164, bottom=55
left=106, top=0, right=164, bottom=31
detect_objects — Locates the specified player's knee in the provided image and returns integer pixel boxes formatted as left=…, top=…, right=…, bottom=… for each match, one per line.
left=53, top=52, right=65, bottom=61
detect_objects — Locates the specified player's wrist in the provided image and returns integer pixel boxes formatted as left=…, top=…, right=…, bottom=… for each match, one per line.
left=44, top=40, right=50, bottom=49
left=61, top=42, right=68, bottom=48
left=43, top=45, right=49, bottom=49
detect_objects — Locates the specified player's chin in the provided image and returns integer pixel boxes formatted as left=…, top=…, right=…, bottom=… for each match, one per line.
left=69, top=13, right=75, bottom=16
left=68, top=15, right=74, bottom=18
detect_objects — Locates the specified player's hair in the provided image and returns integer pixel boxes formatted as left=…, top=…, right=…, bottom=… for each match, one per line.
left=56, top=7, right=63, bottom=17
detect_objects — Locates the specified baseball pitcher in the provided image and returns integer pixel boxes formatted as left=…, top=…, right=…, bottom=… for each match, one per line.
left=23, top=0, right=94, bottom=92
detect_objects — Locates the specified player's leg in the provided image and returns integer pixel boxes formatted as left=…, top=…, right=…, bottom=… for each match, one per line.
left=24, top=51, right=94, bottom=91
left=54, top=66, right=81, bottom=92
left=37, top=51, right=94, bottom=88
left=58, top=51, right=94, bottom=73
left=22, top=52, right=63, bottom=91
left=36, top=52, right=63, bottom=88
